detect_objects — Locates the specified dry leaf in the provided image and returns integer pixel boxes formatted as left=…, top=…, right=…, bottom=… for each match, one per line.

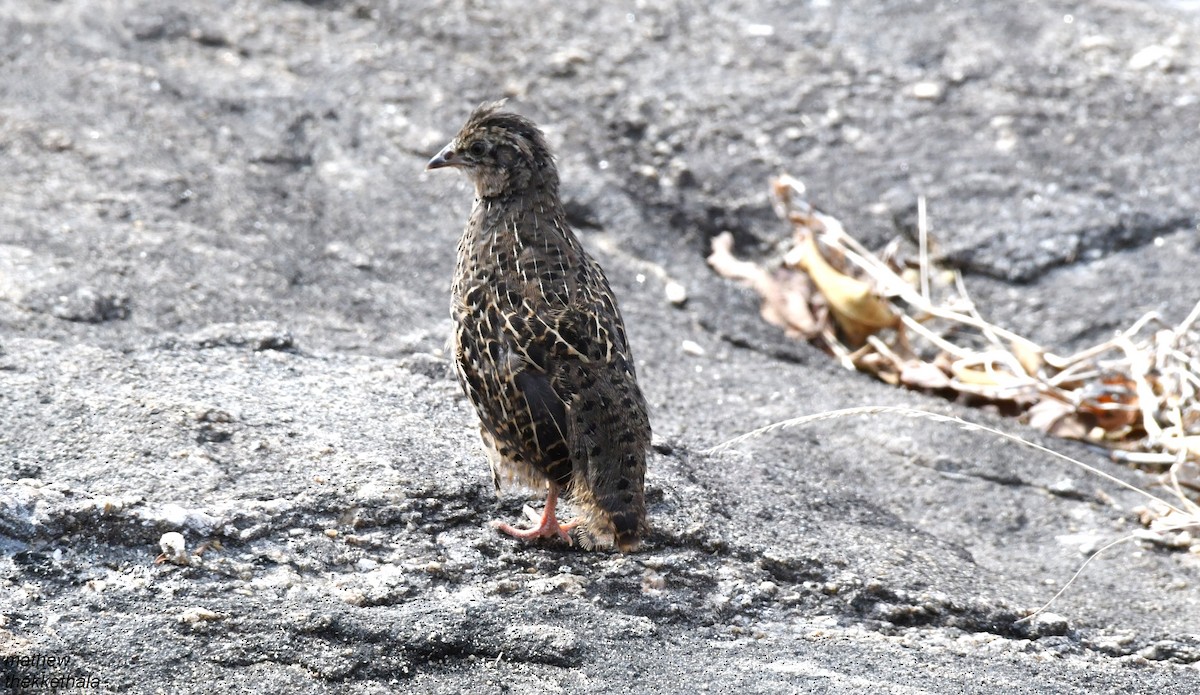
left=771, top=271, right=819, bottom=336
left=788, top=233, right=897, bottom=346
left=854, top=351, right=900, bottom=384
left=1027, top=398, right=1088, bottom=438
left=948, top=354, right=1030, bottom=397
left=708, top=232, right=819, bottom=337
left=1078, top=373, right=1139, bottom=432
left=1011, top=339, right=1044, bottom=377
left=899, top=361, right=952, bottom=389
left=708, top=232, right=766, bottom=284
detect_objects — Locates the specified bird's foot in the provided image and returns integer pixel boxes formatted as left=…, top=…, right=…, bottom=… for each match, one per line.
left=491, top=506, right=578, bottom=545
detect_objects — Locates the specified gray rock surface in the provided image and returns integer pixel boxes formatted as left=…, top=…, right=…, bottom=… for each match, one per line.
left=2, top=0, right=1199, bottom=692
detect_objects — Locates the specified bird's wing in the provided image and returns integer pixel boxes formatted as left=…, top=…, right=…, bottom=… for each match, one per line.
left=499, top=302, right=638, bottom=487
left=453, top=306, right=582, bottom=487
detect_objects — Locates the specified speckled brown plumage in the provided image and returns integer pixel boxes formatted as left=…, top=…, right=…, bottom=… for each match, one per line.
left=426, top=101, right=651, bottom=552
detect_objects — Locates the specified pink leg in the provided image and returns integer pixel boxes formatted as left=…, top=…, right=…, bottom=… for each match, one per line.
left=492, top=483, right=577, bottom=545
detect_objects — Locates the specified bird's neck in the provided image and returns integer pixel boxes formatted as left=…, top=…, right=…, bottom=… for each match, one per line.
left=474, top=179, right=566, bottom=230
left=458, top=181, right=585, bottom=287
left=471, top=190, right=563, bottom=238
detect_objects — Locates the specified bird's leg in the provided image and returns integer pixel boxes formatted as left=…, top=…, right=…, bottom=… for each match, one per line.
left=492, top=482, right=574, bottom=545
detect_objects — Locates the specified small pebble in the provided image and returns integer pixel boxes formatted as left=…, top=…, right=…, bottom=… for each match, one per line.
left=158, top=532, right=189, bottom=566
left=664, top=281, right=688, bottom=306
left=912, top=81, right=944, bottom=100
left=177, top=607, right=222, bottom=624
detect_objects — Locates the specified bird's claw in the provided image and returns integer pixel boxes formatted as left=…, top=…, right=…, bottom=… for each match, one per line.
left=491, top=513, right=578, bottom=545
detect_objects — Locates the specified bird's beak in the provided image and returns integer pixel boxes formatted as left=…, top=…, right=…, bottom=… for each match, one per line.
left=426, top=143, right=458, bottom=170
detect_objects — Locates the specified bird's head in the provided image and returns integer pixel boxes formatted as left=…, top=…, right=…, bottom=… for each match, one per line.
left=426, top=100, right=558, bottom=198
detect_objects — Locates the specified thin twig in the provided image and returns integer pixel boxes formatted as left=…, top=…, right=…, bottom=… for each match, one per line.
left=899, top=314, right=974, bottom=359
left=705, top=405, right=1189, bottom=516
left=1115, top=335, right=1164, bottom=441
left=953, top=271, right=1006, bottom=351
left=1110, top=450, right=1176, bottom=465
left=918, top=196, right=931, bottom=303
left=1014, top=534, right=1140, bottom=624
left=1174, top=298, right=1200, bottom=336
left=1169, top=463, right=1200, bottom=517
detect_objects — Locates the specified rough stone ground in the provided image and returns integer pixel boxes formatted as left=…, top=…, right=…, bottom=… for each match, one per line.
left=2, top=0, right=1199, bottom=692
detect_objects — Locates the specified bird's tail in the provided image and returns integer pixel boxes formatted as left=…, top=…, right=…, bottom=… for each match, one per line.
left=568, top=381, right=651, bottom=552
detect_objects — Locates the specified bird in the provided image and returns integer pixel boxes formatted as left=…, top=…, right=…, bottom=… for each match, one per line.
left=425, top=100, right=651, bottom=552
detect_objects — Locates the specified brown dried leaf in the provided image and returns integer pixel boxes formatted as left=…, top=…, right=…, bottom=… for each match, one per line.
left=772, top=270, right=819, bottom=336
left=852, top=351, right=900, bottom=385
left=949, top=357, right=1023, bottom=388
left=1078, top=373, right=1140, bottom=432
left=1011, top=339, right=1044, bottom=377
left=789, top=233, right=897, bottom=346
left=709, top=232, right=819, bottom=337
left=899, top=361, right=952, bottom=389
left=1027, top=398, right=1087, bottom=438
left=708, top=232, right=766, bottom=284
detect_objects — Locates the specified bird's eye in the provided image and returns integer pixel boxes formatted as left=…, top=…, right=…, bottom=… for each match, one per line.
left=468, top=141, right=487, bottom=157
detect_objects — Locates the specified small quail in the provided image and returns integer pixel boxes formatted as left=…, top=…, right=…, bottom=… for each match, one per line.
left=426, top=101, right=651, bottom=551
